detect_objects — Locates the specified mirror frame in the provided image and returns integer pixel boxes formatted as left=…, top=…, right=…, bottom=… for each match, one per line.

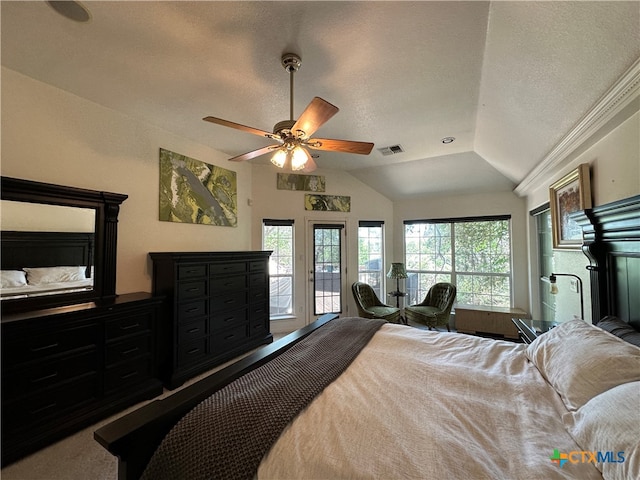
left=1, top=176, right=128, bottom=314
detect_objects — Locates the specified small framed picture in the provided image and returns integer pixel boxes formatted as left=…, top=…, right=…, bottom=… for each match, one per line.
left=549, top=163, right=591, bottom=249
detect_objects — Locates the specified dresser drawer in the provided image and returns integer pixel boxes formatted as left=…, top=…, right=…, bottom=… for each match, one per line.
left=178, top=317, right=207, bottom=342
left=178, top=280, right=207, bottom=300
left=210, top=291, right=247, bottom=312
left=3, top=322, right=99, bottom=365
left=178, top=264, right=206, bottom=280
left=3, top=350, right=98, bottom=399
left=249, top=272, right=267, bottom=286
left=210, top=307, right=248, bottom=331
left=3, top=374, right=100, bottom=432
left=250, top=317, right=269, bottom=336
left=106, top=334, right=152, bottom=365
left=104, top=356, right=153, bottom=393
left=210, top=274, right=246, bottom=292
left=177, top=299, right=207, bottom=319
left=210, top=324, right=248, bottom=351
left=210, top=262, right=246, bottom=276
left=249, top=260, right=267, bottom=272
left=249, top=301, right=268, bottom=319
left=105, top=311, right=152, bottom=340
left=177, top=338, right=208, bottom=367
left=248, top=287, right=268, bottom=304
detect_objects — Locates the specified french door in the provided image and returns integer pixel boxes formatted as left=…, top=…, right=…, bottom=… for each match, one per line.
left=307, top=221, right=347, bottom=318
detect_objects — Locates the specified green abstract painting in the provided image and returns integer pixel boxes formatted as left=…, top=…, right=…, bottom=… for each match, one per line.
left=304, top=194, right=351, bottom=212
left=277, top=173, right=325, bottom=192
left=159, top=148, right=237, bottom=227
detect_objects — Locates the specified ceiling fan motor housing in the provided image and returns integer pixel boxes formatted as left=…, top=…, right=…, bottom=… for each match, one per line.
left=273, top=119, right=296, bottom=136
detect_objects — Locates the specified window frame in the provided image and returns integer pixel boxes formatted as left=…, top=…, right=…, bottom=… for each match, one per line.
left=403, top=215, right=512, bottom=307
left=262, top=219, right=295, bottom=319
left=357, top=220, right=385, bottom=299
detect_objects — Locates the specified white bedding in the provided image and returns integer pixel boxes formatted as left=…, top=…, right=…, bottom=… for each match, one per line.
left=0, top=278, right=93, bottom=299
left=258, top=324, right=603, bottom=479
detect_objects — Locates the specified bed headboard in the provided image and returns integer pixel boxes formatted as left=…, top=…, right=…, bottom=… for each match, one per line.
left=575, top=194, right=640, bottom=330
left=1, top=231, right=94, bottom=276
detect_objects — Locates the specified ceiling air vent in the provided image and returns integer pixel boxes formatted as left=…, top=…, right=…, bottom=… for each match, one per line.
left=378, top=144, right=404, bottom=156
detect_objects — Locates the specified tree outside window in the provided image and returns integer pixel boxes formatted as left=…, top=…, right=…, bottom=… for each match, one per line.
left=404, top=217, right=511, bottom=307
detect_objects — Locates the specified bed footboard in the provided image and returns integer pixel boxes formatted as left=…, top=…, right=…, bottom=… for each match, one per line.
left=94, top=313, right=339, bottom=480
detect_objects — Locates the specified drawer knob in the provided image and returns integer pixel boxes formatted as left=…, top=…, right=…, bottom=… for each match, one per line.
left=120, top=323, right=140, bottom=331
left=122, top=347, right=140, bottom=355
left=31, top=372, right=59, bottom=383
left=31, top=342, right=59, bottom=353
left=30, top=402, right=57, bottom=415
left=120, top=371, right=138, bottom=380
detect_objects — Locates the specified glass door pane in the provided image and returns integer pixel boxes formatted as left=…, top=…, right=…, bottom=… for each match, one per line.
left=312, top=224, right=343, bottom=315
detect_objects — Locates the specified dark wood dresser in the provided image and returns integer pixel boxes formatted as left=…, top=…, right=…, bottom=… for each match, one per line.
left=150, top=251, right=273, bottom=389
left=1, top=292, right=163, bottom=465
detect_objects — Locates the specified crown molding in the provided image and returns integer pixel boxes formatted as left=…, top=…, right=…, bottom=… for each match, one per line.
left=515, top=57, right=640, bottom=197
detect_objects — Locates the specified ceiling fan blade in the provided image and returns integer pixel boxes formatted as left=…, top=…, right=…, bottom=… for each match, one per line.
left=229, top=145, right=280, bottom=162
left=307, top=138, right=374, bottom=155
left=292, top=97, right=339, bottom=139
left=203, top=116, right=275, bottom=139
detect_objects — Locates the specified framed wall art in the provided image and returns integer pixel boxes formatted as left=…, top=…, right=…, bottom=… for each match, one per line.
left=549, top=163, right=591, bottom=249
left=159, top=148, right=237, bottom=227
left=277, top=173, right=325, bottom=192
left=304, top=194, right=351, bottom=212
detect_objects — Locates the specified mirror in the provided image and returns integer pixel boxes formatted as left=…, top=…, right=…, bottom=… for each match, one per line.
left=1, top=177, right=127, bottom=314
left=1, top=201, right=96, bottom=301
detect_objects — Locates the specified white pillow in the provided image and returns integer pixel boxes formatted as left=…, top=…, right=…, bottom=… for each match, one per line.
left=525, top=319, right=640, bottom=411
left=1, top=270, right=27, bottom=288
left=563, top=382, right=640, bottom=480
left=24, top=266, right=87, bottom=285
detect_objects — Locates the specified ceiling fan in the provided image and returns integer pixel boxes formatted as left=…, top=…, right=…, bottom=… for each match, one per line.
left=203, top=53, right=374, bottom=172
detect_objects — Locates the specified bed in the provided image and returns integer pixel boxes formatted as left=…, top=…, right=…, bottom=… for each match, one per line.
left=95, top=194, right=640, bottom=480
left=0, top=231, right=94, bottom=300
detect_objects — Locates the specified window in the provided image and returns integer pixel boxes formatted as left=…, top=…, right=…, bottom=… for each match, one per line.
left=263, top=219, right=294, bottom=317
left=358, top=221, right=384, bottom=298
left=404, top=216, right=511, bottom=307
left=533, top=205, right=555, bottom=321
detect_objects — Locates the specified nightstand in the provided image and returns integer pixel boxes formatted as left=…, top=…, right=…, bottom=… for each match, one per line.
left=512, top=318, right=557, bottom=344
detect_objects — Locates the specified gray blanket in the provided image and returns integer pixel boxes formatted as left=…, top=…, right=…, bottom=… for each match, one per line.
left=141, top=317, right=385, bottom=480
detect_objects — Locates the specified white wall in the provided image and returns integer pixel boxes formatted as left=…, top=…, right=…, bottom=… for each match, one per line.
left=393, top=191, right=530, bottom=315
left=250, top=164, right=394, bottom=332
left=523, top=111, right=639, bottom=322
left=525, top=111, right=640, bottom=211
left=1, top=67, right=253, bottom=294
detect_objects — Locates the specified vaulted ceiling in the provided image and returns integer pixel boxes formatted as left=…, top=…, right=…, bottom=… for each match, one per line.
left=2, top=1, right=639, bottom=200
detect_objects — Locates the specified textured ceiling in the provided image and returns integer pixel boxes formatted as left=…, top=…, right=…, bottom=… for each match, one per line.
left=2, top=1, right=639, bottom=200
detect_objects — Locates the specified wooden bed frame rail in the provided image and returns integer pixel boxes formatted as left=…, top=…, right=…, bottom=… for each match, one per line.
left=94, top=313, right=339, bottom=480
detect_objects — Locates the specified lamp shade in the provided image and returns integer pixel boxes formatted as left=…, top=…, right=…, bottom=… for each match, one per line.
left=387, top=262, right=408, bottom=279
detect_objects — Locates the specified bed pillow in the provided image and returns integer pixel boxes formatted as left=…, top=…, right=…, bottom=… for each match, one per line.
left=1, top=270, right=28, bottom=288
left=24, top=266, right=87, bottom=285
left=562, top=381, right=640, bottom=480
left=525, top=319, right=640, bottom=411
left=596, top=316, right=640, bottom=348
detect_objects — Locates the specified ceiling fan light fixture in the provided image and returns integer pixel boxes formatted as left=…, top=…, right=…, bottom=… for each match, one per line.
left=291, top=146, right=308, bottom=171
left=271, top=149, right=288, bottom=168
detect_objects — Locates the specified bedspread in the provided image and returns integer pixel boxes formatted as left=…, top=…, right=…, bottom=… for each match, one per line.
left=258, top=323, right=603, bottom=479
left=141, top=317, right=385, bottom=480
